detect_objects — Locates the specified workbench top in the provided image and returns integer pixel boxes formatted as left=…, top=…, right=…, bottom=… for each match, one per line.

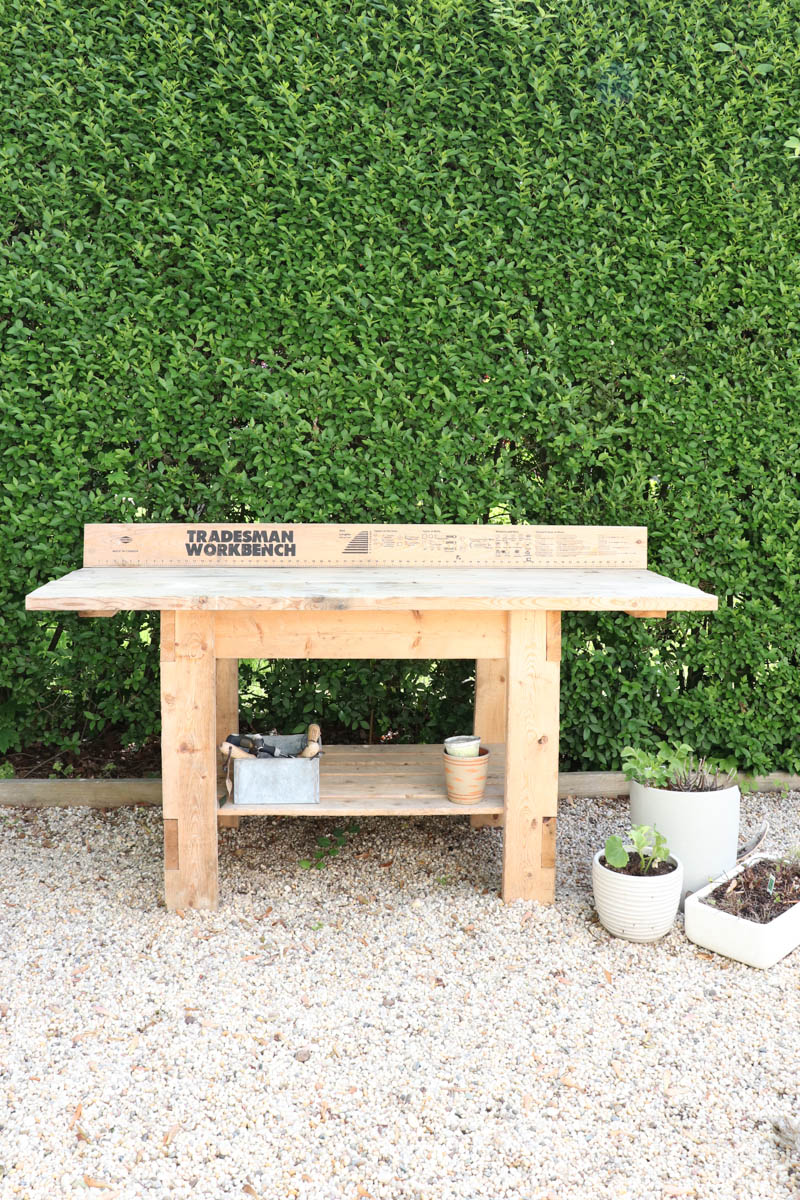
left=26, top=566, right=717, bottom=613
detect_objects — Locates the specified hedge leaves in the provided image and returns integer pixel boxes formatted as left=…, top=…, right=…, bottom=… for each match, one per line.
left=2, top=0, right=799, bottom=770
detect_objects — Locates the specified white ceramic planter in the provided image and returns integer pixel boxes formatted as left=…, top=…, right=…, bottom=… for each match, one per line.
left=684, top=857, right=800, bottom=969
left=629, top=780, right=740, bottom=900
left=592, top=850, right=683, bottom=943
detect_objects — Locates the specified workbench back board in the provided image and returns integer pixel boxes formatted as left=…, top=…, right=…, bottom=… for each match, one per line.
left=84, top=524, right=647, bottom=570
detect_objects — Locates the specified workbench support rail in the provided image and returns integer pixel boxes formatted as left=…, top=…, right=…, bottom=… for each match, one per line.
left=502, top=611, right=561, bottom=903
left=161, top=611, right=219, bottom=910
left=213, top=610, right=507, bottom=659
left=470, top=656, right=508, bottom=830
left=216, top=658, right=240, bottom=830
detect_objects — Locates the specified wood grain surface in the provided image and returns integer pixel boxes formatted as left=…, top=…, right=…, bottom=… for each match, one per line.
left=502, top=612, right=561, bottom=903
left=160, top=612, right=218, bottom=909
left=84, top=522, right=648, bottom=569
left=26, top=566, right=717, bottom=613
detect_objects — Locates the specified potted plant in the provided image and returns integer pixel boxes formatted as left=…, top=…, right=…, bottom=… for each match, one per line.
left=592, top=824, right=683, bottom=942
left=622, top=743, right=739, bottom=902
left=684, top=853, right=800, bottom=969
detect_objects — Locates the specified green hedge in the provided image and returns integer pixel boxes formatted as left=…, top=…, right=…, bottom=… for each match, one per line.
left=2, top=0, right=799, bottom=771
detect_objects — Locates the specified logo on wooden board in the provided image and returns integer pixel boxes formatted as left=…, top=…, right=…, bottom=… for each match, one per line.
left=184, top=528, right=297, bottom=558
left=343, top=530, right=370, bottom=554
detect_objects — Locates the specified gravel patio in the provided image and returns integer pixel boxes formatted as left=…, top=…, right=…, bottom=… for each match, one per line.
left=1, top=790, right=798, bottom=1200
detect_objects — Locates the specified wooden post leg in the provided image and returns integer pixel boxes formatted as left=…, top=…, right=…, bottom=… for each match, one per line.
left=470, top=657, right=507, bottom=830
left=216, top=658, right=240, bottom=830
left=160, top=611, right=219, bottom=910
left=502, top=611, right=561, bottom=904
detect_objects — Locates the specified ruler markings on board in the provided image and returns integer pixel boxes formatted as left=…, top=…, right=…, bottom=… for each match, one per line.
left=96, top=557, right=639, bottom=569
left=85, top=524, right=646, bottom=569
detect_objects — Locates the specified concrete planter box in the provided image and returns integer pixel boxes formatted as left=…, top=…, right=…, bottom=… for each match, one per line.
left=684, top=857, right=800, bottom=969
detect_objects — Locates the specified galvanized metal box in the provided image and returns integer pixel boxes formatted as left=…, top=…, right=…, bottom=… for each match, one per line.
left=232, top=733, right=320, bottom=806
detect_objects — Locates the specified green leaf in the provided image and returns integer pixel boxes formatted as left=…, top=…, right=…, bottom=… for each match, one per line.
left=604, top=836, right=628, bottom=869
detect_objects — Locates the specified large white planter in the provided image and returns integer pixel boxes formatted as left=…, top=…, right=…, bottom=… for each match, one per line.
left=684, top=857, right=800, bottom=969
left=592, top=850, right=683, bottom=943
left=629, top=780, right=740, bottom=901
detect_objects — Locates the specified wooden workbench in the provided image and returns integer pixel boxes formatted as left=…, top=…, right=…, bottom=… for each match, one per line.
left=26, top=523, right=717, bottom=910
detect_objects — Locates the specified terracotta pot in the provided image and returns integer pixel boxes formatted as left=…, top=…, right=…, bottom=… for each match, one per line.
left=443, top=746, right=490, bottom=804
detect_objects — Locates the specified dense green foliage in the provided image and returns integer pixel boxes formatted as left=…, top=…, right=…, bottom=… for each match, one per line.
left=2, top=0, right=799, bottom=771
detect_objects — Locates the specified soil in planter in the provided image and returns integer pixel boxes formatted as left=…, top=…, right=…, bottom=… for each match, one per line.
left=704, top=858, right=800, bottom=923
left=599, top=854, right=676, bottom=878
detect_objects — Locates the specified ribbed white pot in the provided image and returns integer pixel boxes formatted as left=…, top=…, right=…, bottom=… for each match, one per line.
left=629, top=780, right=740, bottom=901
left=592, top=850, right=683, bottom=943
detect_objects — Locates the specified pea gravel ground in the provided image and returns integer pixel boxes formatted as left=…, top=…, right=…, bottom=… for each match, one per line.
left=1, top=789, right=799, bottom=1200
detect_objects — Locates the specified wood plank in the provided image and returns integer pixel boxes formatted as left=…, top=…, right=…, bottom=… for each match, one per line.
left=225, top=795, right=504, bottom=817
left=471, top=656, right=508, bottom=832
left=502, top=611, right=560, bottom=904
left=214, top=610, right=507, bottom=659
left=0, top=779, right=163, bottom=807
left=546, top=610, right=562, bottom=662
left=78, top=610, right=119, bottom=618
left=216, top=658, right=240, bottom=830
left=160, top=611, right=175, bottom=663
left=303, top=777, right=505, bottom=797
left=226, top=744, right=504, bottom=814
left=84, top=523, right=648, bottom=569
left=542, top=814, right=557, bottom=870
left=4, top=768, right=796, bottom=811
left=25, top=566, right=719, bottom=613
left=627, top=610, right=667, bottom=619
left=161, top=611, right=218, bottom=910
left=163, top=819, right=179, bottom=870
left=473, top=659, right=508, bottom=743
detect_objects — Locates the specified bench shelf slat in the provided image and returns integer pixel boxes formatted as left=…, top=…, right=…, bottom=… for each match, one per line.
left=220, top=743, right=505, bottom=816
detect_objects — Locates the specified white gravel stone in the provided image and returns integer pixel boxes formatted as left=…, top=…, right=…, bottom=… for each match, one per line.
left=0, top=790, right=798, bottom=1199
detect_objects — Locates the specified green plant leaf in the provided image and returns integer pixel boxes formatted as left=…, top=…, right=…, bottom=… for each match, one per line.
left=604, top=835, right=628, bottom=869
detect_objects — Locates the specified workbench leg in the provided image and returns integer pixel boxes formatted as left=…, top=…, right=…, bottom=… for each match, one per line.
left=470, top=658, right=507, bottom=830
left=502, top=611, right=561, bottom=903
left=160, top=611, right=219, bottom=910
left=216, top=658, right=240, bottom=830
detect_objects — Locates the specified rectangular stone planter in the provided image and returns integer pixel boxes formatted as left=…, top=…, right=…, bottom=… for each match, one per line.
left=684, top=856, right=800, bottom=969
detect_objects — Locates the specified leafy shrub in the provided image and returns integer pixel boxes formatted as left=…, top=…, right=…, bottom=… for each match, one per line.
left=1, top=0, right=799, bottom=771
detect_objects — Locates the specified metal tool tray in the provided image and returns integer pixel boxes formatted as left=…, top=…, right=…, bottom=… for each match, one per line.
left=231, top=734, right=320, bottom=806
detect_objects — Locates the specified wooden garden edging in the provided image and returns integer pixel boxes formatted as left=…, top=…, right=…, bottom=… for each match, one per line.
left=2, top=772, right=796, bottom=810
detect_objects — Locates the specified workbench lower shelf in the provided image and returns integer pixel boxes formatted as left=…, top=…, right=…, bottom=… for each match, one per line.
left=219, top=742, right=505, bottom=817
